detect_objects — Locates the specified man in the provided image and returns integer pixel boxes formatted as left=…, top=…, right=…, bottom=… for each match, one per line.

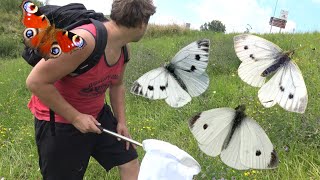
left=26, top=0, right=156, bottom=179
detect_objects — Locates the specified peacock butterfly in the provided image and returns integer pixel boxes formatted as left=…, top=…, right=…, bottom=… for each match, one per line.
left=20, top=0, right=86, bottom=60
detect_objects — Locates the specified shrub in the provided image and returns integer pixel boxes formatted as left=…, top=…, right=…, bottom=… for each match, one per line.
left=145, top=23, right=195, bottom=38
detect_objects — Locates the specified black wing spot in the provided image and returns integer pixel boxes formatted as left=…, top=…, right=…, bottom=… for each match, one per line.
left=268, top=149, right=279, bottom=168
left=190, top=65, right=196, bottom=72
left=250, top=54, right=255, bottom=60
left=244, top=45, right=249, bottom=50
left=160, top=86, right=166, bottom=91
left=203, top=124, right=208, bottom=130
left=195, top=54, right=201, bottom=60
left=289, top=94, right=294, bottom=99
left=189, top=113, right=201, bottom=128
left=256, top=150, right=262, bottom=156
left=133, top=87, right=139, bottom=94
left=132, top=83, right=142, bottom=94
left=148, top=86, right=154, bottom=91
left=280, top=86, right=285, bottom=92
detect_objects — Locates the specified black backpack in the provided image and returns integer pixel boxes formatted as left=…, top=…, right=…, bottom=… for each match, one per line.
left=22, top=3, right=129, bottom=76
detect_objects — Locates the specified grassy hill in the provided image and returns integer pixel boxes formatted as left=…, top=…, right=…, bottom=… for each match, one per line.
left=0, top=1, right=320, bottom=179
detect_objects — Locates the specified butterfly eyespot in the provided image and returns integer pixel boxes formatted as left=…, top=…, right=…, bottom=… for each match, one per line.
left=256, top=150, right=262, bottom=156
left=72, top=35, right=85, bottom=48
left=50, top=44, right=62, bottom=57
left=23, top=28, right=37, bottom=39
left=23, top=1, right=38, bottom=14
left=244, top=45, right=249, bottom=50
left=148, top=86, right=154, bottom=91
left=280, top=86, right=285, bottom=92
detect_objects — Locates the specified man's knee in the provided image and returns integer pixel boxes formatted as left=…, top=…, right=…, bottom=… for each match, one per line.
left=119, top=159, right=140, bottom=180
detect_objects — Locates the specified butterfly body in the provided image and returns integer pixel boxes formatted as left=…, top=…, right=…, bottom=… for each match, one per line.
left=222, top=105, right=246, bottom=150
left=234, top=34, right=307, bottom=113
left=131, top=39, right=210, bottom=108
left=189, top=105, right=279, bottom=170
left=261, top=53, right=290, bottom=77
left=20, top=0, right=86, bottom=59
left=164, top=63, right=188, bottom=91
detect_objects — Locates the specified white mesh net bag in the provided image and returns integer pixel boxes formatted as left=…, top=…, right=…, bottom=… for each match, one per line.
left=138, top=139, right=201, bottom=180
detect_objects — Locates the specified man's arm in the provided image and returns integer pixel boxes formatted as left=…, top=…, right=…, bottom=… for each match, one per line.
left=109, top=45, right=134, bottom=150
left=26, top=29, right=101, bottom=133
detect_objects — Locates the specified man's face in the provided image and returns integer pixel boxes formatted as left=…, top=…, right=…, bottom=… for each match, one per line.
left=132, top=22, right=148, bottom=42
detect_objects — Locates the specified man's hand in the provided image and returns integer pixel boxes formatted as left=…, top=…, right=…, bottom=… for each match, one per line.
left=71, top=113, right=102, bottom=134
left=117, top=122, right=136, bottom=150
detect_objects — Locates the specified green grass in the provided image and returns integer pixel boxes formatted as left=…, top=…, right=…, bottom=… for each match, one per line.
left=0, top=32, right=320, bottom=179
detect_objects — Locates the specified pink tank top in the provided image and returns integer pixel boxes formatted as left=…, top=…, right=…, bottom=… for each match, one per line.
left=28, top=23, right=125, bottom=123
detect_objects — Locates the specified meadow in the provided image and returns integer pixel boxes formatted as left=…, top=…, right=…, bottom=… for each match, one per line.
left=0, top=0, right=320, bottom=179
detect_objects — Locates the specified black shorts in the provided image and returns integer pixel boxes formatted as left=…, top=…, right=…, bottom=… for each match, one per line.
left=35, top=104, right=138, bottom=180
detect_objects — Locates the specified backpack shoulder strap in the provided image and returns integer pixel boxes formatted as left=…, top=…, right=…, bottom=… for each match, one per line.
left=122, top=45, right=130, bottom=64
left=70, top=19, right=108, bottom=76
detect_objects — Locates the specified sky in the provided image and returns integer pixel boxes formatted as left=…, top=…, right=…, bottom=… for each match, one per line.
left=40, top=0, right=320, bottom=33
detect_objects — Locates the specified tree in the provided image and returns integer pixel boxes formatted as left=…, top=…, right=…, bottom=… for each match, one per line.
left=200, top=20, right=226, bottom=33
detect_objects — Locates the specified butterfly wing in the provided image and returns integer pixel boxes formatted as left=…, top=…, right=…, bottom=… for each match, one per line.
left=131, top=67, right=170, bottom=100
left=234, top=34, right=283, bottom=87
left=239, top=117, right=279, bottom=169
left=258, top=61, right=308, bottom=113
left=170, top=39, right=210, bottom=96
left=164, top=74, right=192, bottom=108
left=55, top=30, right=86, bottom=53
left=174, top=70, right=209, bottom=97
left=21, top=0, right=50, bottom=50
left=21, top=0, right=86, bottom=59
left=130, top=67, right=191, bottom=107
left=21, top=0, right=50, bottom=29
left=220, top=126, right=249, bottom=170
left=171, top=39, right=210, bottom=75
left=188, top=108, right=235, bottom=157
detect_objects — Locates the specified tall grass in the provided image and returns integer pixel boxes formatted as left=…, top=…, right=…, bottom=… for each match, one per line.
left=145, top=23, right=207, bottom=38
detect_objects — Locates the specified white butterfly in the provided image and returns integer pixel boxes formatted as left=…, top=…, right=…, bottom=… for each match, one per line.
left=130, top=39, right=210, bottom=108
left=189, top=105, right=279, bottom=170
left=234, top=34, right=308, bottom=113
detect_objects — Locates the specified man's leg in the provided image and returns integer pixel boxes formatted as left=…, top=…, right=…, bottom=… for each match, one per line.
left=118, top=159, right=140, bottom=180
left=35, top=119, right=94, bottom=180
left=92, top=104, right=139, bottom=178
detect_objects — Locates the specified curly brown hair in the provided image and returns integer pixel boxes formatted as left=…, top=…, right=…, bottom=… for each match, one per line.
left=110, top=0, right=156, bottom=28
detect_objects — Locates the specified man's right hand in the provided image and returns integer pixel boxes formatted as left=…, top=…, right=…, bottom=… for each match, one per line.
left=71, top=113, right=102, bottom=134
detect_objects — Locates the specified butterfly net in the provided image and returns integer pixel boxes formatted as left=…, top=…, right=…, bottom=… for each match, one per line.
left=138, top=139, right=201, bottom=180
